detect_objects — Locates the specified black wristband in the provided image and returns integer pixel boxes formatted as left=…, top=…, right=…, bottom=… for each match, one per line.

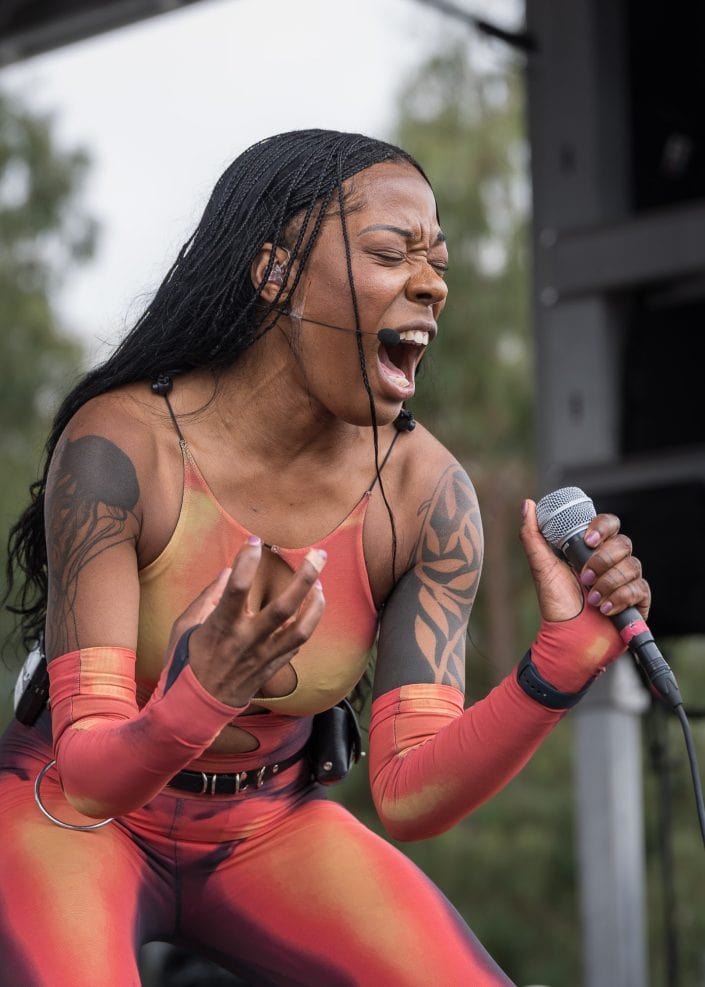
left=164, top=625, right=200, bottom=694
left=516, top=649, right=592, bottom=710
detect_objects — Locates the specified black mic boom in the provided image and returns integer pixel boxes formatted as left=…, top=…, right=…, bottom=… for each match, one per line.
left=275, top=309, right=401, bottom=347
left=536, top=486, right=683, bottom=709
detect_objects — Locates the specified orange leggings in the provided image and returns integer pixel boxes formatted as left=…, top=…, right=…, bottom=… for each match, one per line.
left=0, top=712, right=513, bottom=987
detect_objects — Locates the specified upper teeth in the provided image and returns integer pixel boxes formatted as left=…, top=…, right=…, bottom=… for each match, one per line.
left=397, top=330, right=429, bottom=345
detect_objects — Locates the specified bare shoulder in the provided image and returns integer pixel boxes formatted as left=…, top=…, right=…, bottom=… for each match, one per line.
left=56, top=385, right=161, bottom=460
left=391, top=422, right=481, bottom=570
left=47, top=384, right=183, bottom=570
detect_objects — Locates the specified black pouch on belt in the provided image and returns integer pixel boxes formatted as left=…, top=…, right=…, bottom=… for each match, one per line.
left=15, top=653, right=50, bottom=727
left=308, top=698, right=363, bottom=785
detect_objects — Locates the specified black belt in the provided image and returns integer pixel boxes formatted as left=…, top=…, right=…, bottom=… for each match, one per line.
left=166, top=746, right=308, bottom=796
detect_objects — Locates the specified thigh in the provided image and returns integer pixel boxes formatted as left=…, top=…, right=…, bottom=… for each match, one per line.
left=179, top=798, right=514, bottom=987
left=0, top=717, right=168, bottom=987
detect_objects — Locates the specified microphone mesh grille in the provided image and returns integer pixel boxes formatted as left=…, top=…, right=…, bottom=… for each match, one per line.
left=536, top=486, right=596, bottom=549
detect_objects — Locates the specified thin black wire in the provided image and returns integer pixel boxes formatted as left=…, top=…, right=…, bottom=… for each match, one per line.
left=407, top=0, right=537, bottom=53
left=674, top=703, right=705, bottom=850
left=647, top=703, right=680, bottom=987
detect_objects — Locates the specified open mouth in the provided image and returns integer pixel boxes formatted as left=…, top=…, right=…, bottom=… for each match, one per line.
left=377, top=329, right=430, bottom=391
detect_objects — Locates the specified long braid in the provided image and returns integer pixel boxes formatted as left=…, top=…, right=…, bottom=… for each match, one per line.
left=335, top=143, right=399, bottom=582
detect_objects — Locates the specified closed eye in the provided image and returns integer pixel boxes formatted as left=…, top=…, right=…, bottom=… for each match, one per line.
left=373, top=251, right=405, bottom=263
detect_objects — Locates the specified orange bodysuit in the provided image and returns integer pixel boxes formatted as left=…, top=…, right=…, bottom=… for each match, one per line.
left=0, top=418, right=517, bottom=986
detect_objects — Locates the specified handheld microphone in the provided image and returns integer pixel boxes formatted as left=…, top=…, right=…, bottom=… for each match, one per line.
left=536, top=486, right=683, bottom=709
left=274, top=309, right=401, bottom=347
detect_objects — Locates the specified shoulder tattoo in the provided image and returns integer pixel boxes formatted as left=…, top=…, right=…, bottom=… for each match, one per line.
left=46, top=435, right=140, bottom=654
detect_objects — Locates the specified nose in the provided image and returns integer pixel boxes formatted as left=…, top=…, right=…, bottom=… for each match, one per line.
left=406, top=263, right=448, bottom=309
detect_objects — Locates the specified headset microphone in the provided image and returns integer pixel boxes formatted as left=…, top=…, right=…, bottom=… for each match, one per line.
left=274, top=309, right=401, bottom=347
left=377, top=328, right=402, bottom=348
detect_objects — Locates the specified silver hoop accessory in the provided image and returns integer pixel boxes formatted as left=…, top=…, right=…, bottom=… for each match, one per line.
left=34, top=759, right=114, bottom=831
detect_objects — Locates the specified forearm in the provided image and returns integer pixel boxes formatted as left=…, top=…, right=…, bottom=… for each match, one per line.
left=49, top=644, right=242, bottom=817
left=370, top=602, right=624, bottom=842
left=369, top=674, right=562, bottom=842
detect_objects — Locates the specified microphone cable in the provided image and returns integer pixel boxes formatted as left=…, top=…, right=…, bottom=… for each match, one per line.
left=673, top=701, right=705, bottom=849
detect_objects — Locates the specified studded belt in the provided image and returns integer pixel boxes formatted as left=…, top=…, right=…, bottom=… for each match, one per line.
left=166, top=746, right=308, bottom=796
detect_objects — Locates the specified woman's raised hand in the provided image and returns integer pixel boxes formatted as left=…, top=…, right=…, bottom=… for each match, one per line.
left=519, top=499, right=651, bottom=623
left=174, top=537, right=326, bottom=708
left=518, top=499, right=652, bottom=685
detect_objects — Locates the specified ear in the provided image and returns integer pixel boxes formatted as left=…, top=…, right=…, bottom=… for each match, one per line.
left=251, top=243, right=290, bottom=302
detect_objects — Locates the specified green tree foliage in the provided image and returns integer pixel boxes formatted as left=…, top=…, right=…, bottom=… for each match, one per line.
left=0, top=88, right=94, bottom=694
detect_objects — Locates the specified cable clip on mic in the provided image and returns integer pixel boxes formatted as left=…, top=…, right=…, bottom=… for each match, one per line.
left=394, top=408, right=416, bottom=432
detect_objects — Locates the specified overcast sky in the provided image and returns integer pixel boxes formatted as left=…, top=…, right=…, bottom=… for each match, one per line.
left=2, top=0, right=520, bottom=363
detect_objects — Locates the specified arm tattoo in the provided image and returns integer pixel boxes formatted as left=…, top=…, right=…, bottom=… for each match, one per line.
left=375, top=465, right=482, bottom=695
left=46, top=435, right=140, bottom=655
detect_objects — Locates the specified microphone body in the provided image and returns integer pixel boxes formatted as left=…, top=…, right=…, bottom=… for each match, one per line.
left=537, top=487, right=683, bottom=709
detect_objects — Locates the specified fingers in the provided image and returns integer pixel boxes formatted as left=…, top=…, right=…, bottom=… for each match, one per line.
left=188, top=541, right=328, bottom=707
left=519, top=499, right=583, bottom=621
left=213, top=535, right=264, bottom=623
left=266, top=574, right=326, bottom=658
left=253, top=548, right=327, bottom=641
left=582, top=512, right=621, bottom=549
left=579, top=513, right=651, bottom=620
left=520, top=501, right=651, bottom=623
left=241, top=579, right=326, bottom=693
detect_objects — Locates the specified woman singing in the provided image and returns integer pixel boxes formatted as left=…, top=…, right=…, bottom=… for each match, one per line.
left=0, top=129, right=649, bottom=985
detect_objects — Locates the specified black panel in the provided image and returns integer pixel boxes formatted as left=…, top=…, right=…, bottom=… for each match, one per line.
left=627, top=0, right=705, bottom=210
left=0, top=0, right=205, bottom=63
left=622, top=286, right=705, bottom=456
left=594, top=482, right=705, bottom=636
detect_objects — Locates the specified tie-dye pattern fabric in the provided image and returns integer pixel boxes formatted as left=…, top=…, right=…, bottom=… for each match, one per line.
left=0, top=440, right=516, bottom=984
left=0, top=712, right=514, bottom=986
left=137, top=444, right=379, bottom=723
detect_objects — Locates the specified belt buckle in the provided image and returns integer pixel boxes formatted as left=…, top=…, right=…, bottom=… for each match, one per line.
left=199, top=771, right=220, bottom=796
left=197, top=768, right=263, bottom=796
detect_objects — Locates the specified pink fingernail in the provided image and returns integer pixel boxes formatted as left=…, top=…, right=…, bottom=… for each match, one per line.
left=584, top=530, right=600, bottom=547
left=521, top=499, right=529, bottom=518
left=314, top=579, right=323, bottom=591
left=247, top=535, right=261, bottom=546
left=588, top=590, right=601, bottom=606
left=600, top=601, right=613, bottom=615
left=581, top=569, right=596, bottom=587
left=305, top=548, right=327, bottom=572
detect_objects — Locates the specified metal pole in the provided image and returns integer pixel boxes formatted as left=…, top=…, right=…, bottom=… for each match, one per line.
left=573, top=656, right=651, bottom=987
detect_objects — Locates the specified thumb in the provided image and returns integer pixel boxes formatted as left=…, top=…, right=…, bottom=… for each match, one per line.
left=520, top=499, right=582, bottom=621
left=519, top=499, right=558, bottom=576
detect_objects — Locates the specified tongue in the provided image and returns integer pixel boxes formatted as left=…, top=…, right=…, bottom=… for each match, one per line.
left=379, top=344, right=413, bottom=384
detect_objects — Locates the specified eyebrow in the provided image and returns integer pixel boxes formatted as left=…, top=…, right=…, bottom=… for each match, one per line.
left=358, top=223, right=447, bottom=244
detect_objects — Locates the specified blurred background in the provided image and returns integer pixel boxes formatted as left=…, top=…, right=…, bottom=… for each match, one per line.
left=0, top=1, right=703, bottom=984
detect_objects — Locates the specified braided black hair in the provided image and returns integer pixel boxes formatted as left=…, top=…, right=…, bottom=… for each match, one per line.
left=5, top=129, right=431, bottom=650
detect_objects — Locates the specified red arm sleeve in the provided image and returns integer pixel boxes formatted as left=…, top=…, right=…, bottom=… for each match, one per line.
left=369, top=677, right=561, bottom=842
left=49, top=644, right=244, bottom=818
left=369, top=601, right=624, bottom=842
